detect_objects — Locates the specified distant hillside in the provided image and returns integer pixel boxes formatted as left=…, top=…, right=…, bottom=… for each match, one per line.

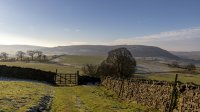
left=42, top=45, right=180, bottom=59
left=171, top=51, right=200, bottom=60
left=0, top=45, right=46, bottom=55
left=0, top=45, right=180, bottom=59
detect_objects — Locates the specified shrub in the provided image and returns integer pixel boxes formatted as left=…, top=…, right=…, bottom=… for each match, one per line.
left=97, top=60, right=117, bottom=78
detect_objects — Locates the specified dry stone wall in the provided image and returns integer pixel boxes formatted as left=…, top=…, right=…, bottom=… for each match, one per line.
left=102, top=77, right=200, bottom=112
left=178, top=84, right=200, bottom=112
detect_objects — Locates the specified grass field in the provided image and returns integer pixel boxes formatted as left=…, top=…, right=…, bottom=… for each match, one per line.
left=135, top=59, right=200, bottom=84
left=52, top=86, right=158, bottom=112
left=136, top=73, right=200, bottom=85
left=0, top=55, right=106, bottom=74
left=0, top=81, right=52, bottom=112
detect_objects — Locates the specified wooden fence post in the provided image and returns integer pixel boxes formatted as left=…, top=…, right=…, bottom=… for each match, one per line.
left=70, top=74, right=71, bottom=84
left=60, top=74, right=62, bottom=84
left=168, top=74, right=178, bottom=112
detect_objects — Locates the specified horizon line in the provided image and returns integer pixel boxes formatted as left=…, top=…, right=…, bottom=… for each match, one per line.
left=0, top=44, right=199, bottom=52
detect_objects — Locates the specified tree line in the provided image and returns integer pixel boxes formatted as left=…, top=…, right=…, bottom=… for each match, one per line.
left=0, top=50, right=48, bottom=62
left=169, top=61, right=196, bottom=72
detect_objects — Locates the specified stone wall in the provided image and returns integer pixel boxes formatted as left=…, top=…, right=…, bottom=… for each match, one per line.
left=0, top=65, right=56, bottom=84
left=178, top=84, right=200, bottom=111
left=102, top=77, right=200, bottom=112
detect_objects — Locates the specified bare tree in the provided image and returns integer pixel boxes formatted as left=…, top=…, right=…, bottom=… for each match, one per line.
left=34, top=50, right=43, bottom=60
left=0, top=52, right=8, bottom=60
left=27, top=50, right=35, bottom=60
left=16, top=51, right=26, bottom=61
left=42, top=54, right=47, bottom=61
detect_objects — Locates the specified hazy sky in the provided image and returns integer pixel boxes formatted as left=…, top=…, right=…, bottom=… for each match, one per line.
left=0, top=0, right=200, bottom=51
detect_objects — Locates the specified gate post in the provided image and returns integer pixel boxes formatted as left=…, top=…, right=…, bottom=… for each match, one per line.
left=54, top=69, right=58, bottom=84
left=60, top=74, right=62, bottom=84
left=76, top=71, right=79, bottom=85
left=65, top=74, right=67, bottom=85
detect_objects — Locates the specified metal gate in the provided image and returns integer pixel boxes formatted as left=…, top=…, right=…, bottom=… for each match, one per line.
left=54, top=71, right=79, bottom=86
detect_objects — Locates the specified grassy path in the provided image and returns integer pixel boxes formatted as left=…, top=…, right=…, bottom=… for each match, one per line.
left=0, top=81, right=158, bottom=112
left=52, top=86, right=158, bottom=112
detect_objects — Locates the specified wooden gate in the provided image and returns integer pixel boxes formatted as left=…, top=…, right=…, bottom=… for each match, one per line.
left=54, top=71, right=79, bottom=86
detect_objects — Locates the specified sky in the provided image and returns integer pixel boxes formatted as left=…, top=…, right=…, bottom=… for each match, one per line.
left=0, top=0, right=200, bottom=51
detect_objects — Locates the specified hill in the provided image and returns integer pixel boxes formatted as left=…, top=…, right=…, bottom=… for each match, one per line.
left=0, top=45, right=46, bottom=55
left=0, top=45, right=180, bottom=59
left=42, top=45, right=180, bottom=59
left=171, top=51, right=200, bottom=60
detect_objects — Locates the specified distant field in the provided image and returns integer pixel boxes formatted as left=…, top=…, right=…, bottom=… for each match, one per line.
left=0, top=81, right=52, bottom=112
left=136, top=59, right=200, bottom=84
left=51, top=55, right=106, bottom=65
left=136, top=59, right=182, bottom=73
left=136, top=73, right=200, bottom=85
left=52, top=86, right=158, bottom=112
left=0, top=55, right=106, bottom=74
left=51, top=55, right=184, bottom=73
